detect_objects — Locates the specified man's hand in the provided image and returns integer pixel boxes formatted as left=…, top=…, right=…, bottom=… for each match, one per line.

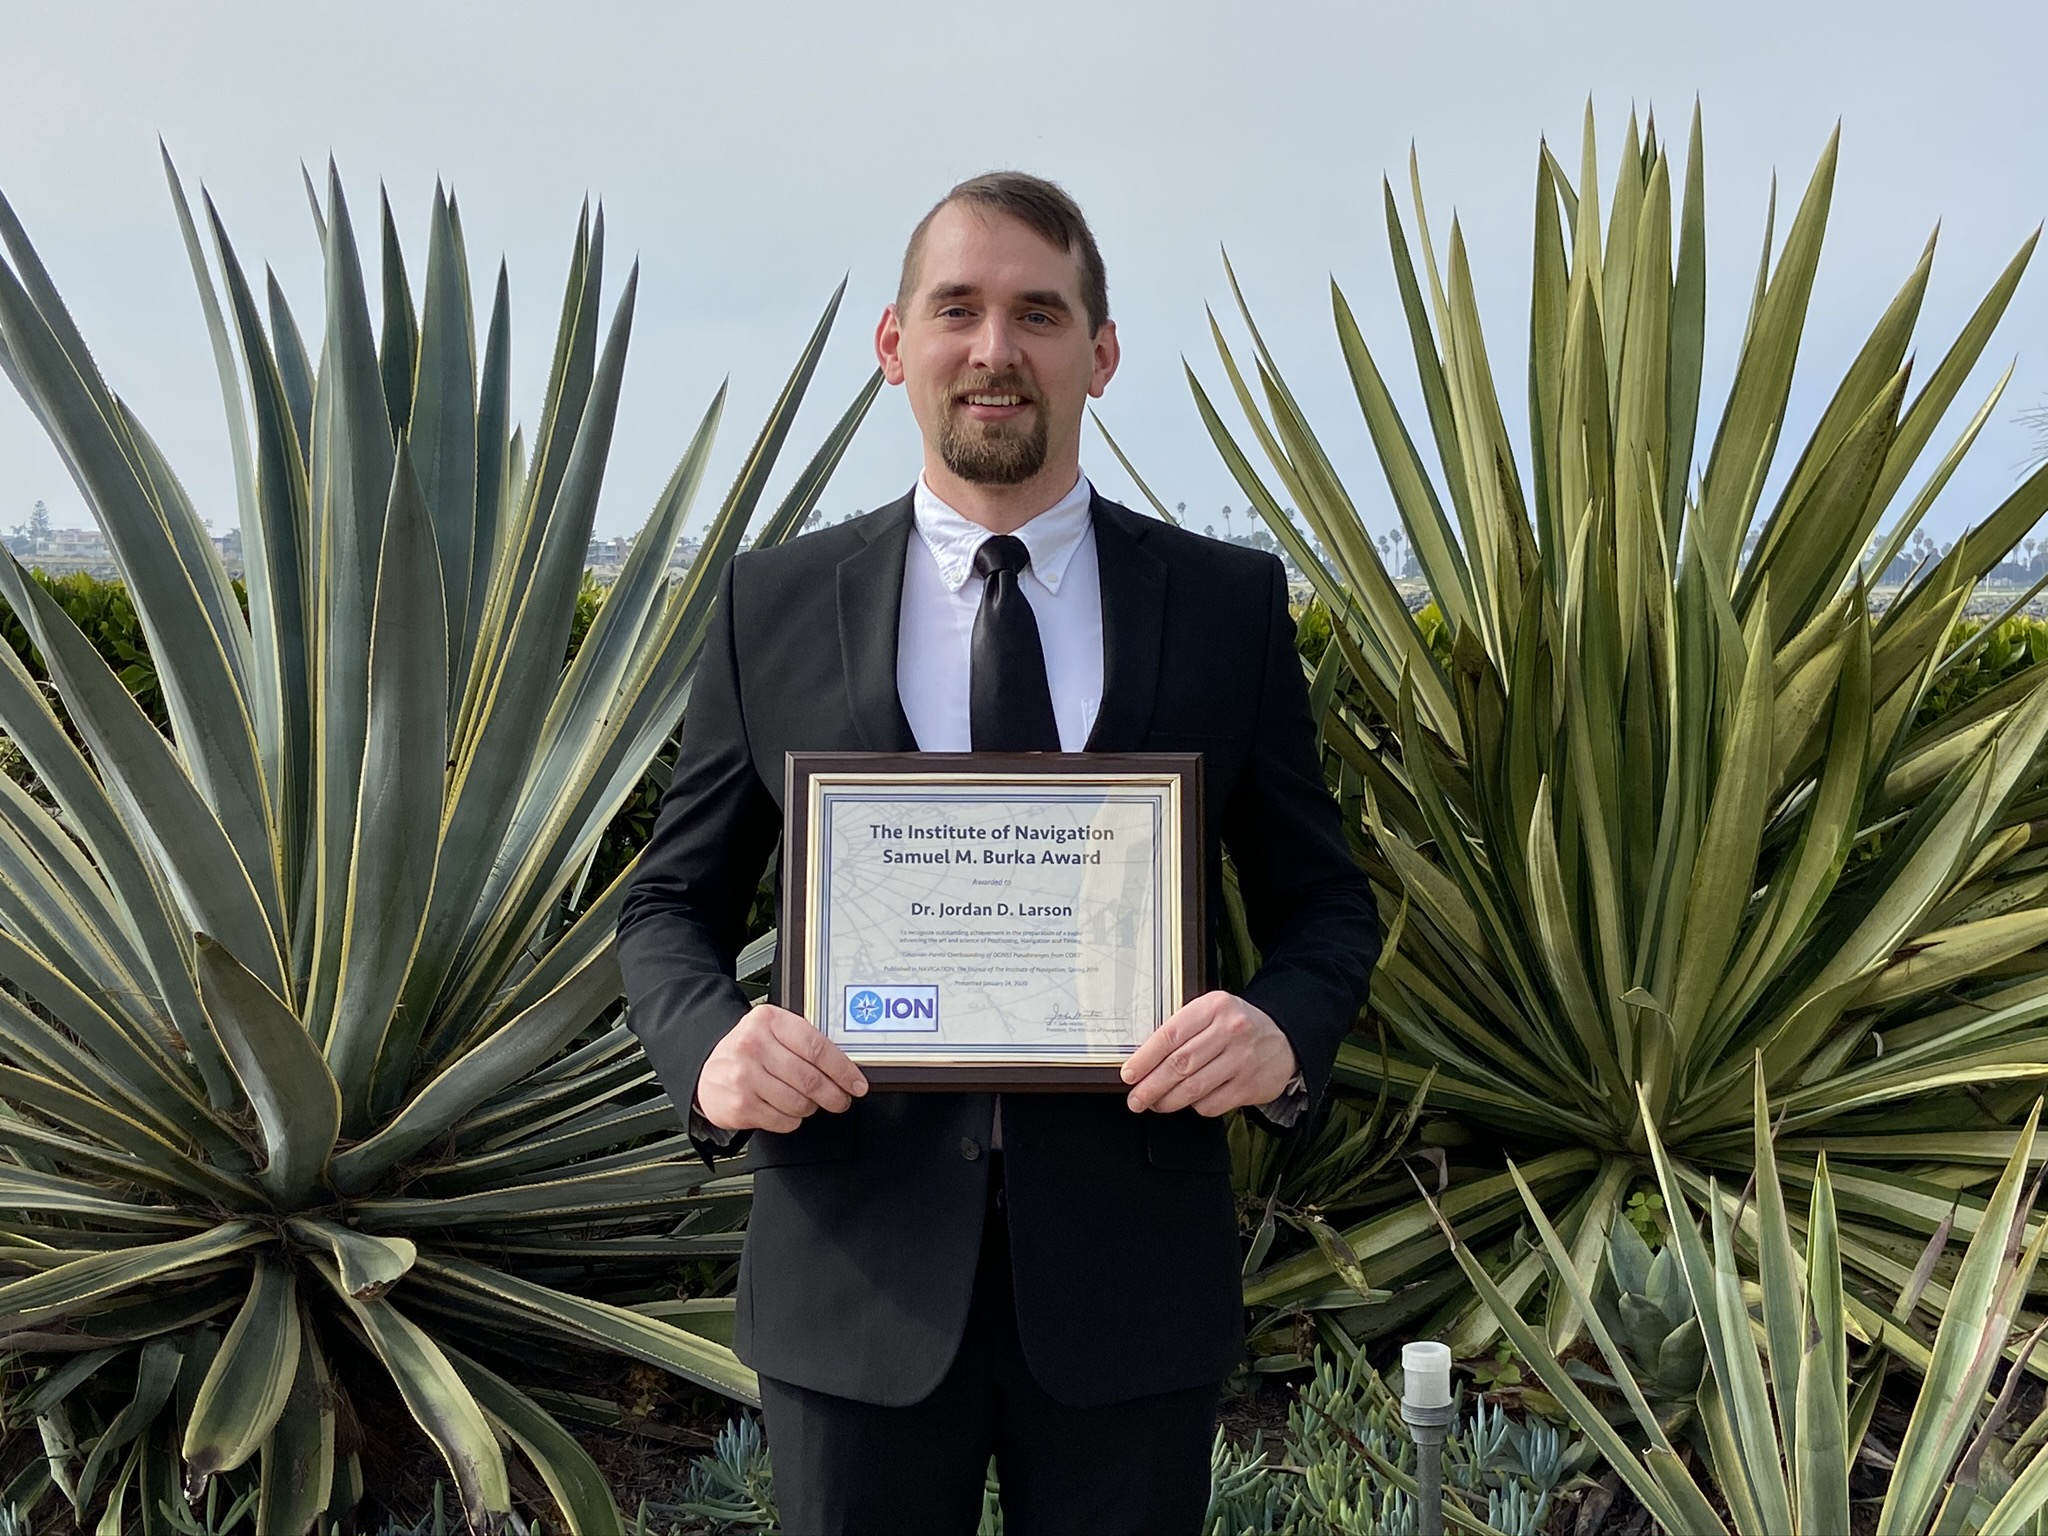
left=695, top=1005, right=869, bottom=1133
left=1120, top=992, right=1297, bottom=1117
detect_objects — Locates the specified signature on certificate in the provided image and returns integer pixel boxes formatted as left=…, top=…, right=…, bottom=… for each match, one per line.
left=1042, top=1007, right=1122, bottom=1036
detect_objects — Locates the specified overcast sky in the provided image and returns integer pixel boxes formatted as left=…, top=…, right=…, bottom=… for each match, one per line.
left=3, top=1, right=2044, bottom=552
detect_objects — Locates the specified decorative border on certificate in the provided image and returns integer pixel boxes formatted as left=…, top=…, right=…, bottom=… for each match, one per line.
left=779, top=754, right=1206, bottom=1090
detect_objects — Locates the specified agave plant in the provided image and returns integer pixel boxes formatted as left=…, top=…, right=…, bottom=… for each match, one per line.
left=0, top=156, right=873, bottom=1532
left=1576, top=1209, right=1705, bottom=1426
left=1453, top=1065, right=2048, bottom=1535
left=1199, top=106, right=2048, bottom=1343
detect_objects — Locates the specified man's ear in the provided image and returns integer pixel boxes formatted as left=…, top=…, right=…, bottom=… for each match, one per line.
left=1087, top=319, right=1121, bottom=400
left=875, top=305, right=907, bottom=386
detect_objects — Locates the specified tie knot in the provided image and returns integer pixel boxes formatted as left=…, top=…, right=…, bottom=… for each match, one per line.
left=973, top=534, right=1031, bottom=581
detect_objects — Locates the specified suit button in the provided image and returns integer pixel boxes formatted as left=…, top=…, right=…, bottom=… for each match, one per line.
left=959, top=1137, right=982, bottom=1161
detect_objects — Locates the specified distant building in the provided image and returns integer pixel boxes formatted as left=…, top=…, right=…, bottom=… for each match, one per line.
left=7, top=523, right=116, bottom=578
left=585, top=533, right=636, bottom=569
left=579, top=529, right=706, bottom=583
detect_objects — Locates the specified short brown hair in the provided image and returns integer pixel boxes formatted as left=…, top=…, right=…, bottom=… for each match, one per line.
left=897, top=172, right=1110, bottom=334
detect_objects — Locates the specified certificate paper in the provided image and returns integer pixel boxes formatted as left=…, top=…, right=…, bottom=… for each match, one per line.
left=781, top=756, right=1202, bottom=1087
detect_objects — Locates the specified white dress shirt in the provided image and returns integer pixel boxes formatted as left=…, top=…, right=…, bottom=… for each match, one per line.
left=897, top=472, right=1102, bottom=753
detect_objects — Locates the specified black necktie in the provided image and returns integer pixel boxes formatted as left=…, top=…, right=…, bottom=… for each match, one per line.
left=970, top=535, right=1060, bottom=752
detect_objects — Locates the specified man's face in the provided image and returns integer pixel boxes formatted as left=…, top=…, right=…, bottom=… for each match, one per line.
left=877, top=203, right=1118, bottom=489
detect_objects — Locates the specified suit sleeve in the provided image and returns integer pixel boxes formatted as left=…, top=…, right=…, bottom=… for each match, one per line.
left=1227, top=557, right=1382, bottom=1116
left=617, top=558, right=781, bottom=1155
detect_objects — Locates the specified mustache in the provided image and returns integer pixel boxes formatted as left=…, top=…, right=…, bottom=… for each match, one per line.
left=951, top=372, right=1038, bottom=403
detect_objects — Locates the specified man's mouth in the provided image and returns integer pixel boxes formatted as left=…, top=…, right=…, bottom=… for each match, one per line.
left=956, top=390, right=1034, bottom=420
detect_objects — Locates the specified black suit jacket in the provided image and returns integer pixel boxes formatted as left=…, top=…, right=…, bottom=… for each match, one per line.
left=617, top=491, right=1379, bottom=1407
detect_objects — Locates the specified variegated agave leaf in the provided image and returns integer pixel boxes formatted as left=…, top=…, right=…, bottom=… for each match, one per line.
left=0, top=160, right=876, bottom=1532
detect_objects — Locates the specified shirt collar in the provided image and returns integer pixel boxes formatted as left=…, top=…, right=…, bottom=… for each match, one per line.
left=912, top=473, right=1094, bottom=594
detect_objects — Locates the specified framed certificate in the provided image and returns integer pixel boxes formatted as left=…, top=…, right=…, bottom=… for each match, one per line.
left=778, top=753, right=1206, bottom=1088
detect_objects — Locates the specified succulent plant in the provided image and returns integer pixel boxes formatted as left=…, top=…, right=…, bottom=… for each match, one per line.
left=1456, top=1063, right=2048, bottom=1535
left=669, top=1350, right=1574, bottom=1536
left=0, top=154, right=872, bottom=1532
left=1563, top=1206, right=1706, bottom=1432
left=1209, top=105, right=2048, bottom=1360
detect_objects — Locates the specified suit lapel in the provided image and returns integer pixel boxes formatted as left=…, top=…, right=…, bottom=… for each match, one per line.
left=1084, top=495, right=1166, bottom=752
left=837, top=494, right=919, bottom=751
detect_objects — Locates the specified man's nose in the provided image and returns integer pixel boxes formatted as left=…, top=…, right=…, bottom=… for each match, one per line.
left=969, top=313, right=1024, bottom=371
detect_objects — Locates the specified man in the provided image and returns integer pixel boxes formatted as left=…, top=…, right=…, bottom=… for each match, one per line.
left=618, top=173, right=1379, bottom=1536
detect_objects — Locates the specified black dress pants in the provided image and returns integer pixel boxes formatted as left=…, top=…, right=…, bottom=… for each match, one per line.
left=757, top=1158, right=1221, bottom=1536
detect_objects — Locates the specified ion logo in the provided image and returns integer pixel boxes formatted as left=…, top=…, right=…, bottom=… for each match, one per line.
left=843, top=985, right=940, bottom=1032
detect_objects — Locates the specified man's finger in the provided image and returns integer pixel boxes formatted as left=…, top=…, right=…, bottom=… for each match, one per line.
left=761, top=1047, right=855, bottom=1114
left=1191, top=1084, right=1247, bottom=1118
left=1118, top=1015, right=1191, bottom=1085
left=1137, top=1052, right=1239, bottom=1116
left=749, top=1069, right=820, bottom=1121
left=1125, top=1024, right=1232, bottom=1112
left=1119, top=994, right=1221, bottom=1084
left=768, top=1010, right=870, bottom=1098
left=816, top=1038, right=871, bottom=1098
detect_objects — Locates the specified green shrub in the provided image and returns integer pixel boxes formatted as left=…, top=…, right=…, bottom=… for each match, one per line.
left=0, top=567, right=175, bottom=733
left=1916, top=614, right=2048, bottom=728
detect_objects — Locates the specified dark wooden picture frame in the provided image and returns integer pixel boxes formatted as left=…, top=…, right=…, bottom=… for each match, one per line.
left=778, top=752, right=1207, bottom=1090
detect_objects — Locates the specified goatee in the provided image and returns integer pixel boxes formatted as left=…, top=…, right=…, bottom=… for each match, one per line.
left=938, top=393, right=1048, bottom=485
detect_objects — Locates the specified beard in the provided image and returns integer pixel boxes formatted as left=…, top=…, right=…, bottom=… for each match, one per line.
left=936, top=376, right=1048, bottom=485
